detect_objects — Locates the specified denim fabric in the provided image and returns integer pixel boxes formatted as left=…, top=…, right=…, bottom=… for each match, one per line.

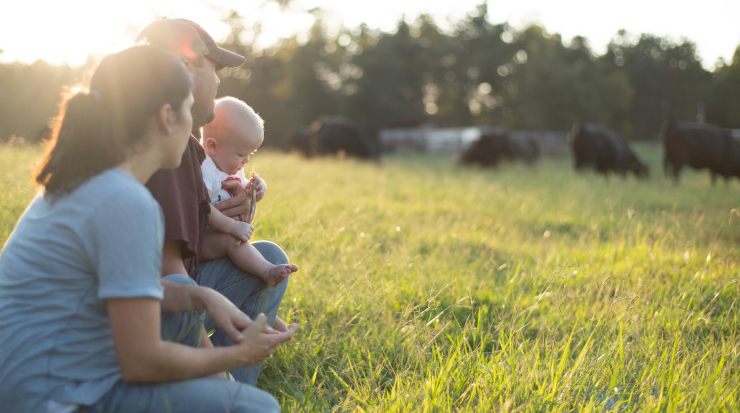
left=85, top=274, right=280, bottom=413
left=85, top=378, right=280, bottom=413
left=195, top=241, right=290, bottom=385
left=0, top=169, right=165, bottom=412
left=160, top=274, right=206, bottom=347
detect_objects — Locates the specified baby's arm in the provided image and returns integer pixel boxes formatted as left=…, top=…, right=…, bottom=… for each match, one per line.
left=207, top=205, right=253, bottom=242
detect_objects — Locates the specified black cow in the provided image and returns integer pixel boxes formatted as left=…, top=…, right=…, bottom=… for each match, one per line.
left=457, top=128, right=539, bottom=167
left=569, top=123, right=649, bottom=179
left=286, top=118, right=380, bottom=161
left=661, top=120, right=740, bottom=185
left=286, top=126, right=316, bottom=157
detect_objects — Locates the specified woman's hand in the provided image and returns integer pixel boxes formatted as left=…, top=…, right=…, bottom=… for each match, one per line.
left=234, top=313, right=298, bottom=365
left=200, top=288, right=252, bottom=343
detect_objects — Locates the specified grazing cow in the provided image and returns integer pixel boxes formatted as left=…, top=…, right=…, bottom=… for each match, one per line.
left=661, top=120, right=740, bottom=184
left=287, top=118, right=380, bottom=161
left=286, top=126, right=316, bottom=157
left=568, top=123, right=649, bottom=179
left=457, top=128, right=539, bottom=167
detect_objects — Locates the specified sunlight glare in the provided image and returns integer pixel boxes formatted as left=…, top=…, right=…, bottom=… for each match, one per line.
left=0, top=0, right=737, bottom=69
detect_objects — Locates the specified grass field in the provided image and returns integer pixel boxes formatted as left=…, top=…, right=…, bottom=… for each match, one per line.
left=1, top=142, right=739, bottom=412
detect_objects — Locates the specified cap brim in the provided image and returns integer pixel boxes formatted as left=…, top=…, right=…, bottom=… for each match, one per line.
left=208, top=47, right=245, bottom=69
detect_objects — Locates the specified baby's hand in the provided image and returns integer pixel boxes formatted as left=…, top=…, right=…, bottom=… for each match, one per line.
left=247, top=176, right=267, bottom=202
left=229, top=220, right=254, bottom=242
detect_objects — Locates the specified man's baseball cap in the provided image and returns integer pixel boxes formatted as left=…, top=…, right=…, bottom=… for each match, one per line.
left=136, top=18, right=245, bottom=69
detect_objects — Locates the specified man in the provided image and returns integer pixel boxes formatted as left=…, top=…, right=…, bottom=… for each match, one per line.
left=136, top=18, right=294, bottom=385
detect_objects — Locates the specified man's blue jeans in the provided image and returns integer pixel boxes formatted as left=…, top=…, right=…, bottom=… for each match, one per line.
left=195, top=240, right=290, bottom=385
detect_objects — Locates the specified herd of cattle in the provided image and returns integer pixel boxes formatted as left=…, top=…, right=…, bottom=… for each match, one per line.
left=285, top=117, right=740, bottom=185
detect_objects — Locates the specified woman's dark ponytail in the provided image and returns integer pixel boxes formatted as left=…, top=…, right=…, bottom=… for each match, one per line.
left=36, top=91, right=122, bottom=195
left=35, top=45, right=192, bottom=197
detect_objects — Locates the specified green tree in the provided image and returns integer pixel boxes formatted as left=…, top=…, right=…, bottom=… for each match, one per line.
left=604, top=32, right=710, bottom=139
left=448, top=3, right=515, bottom=127
left=0, top=60, right=82, bottom=142
left=506, top=25, right=599, bottom=130
left=217, top=11, right=339, bottom=148
left=706, top=45, right=740, bottom=128
left=339, top=19, right=430, bottom=138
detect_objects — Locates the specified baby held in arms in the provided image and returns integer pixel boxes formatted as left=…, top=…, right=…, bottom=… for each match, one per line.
left=200, top=96, right=297, bottom=286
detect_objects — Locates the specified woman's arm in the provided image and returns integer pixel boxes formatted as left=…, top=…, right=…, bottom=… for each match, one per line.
left=160, top=279, right=237, bottom=379
left=160, top=279, right=250, bottom=342
left=108, top=296, right=297, bottom=383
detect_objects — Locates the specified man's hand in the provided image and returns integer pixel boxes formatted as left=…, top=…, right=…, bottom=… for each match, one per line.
left=217, top=176, right=267, bottom=222
left=216, top=180, right=248, bottom=220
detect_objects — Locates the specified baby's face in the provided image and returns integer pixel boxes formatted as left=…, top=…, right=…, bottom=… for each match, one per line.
left=211, top=132, right=262, bottom=176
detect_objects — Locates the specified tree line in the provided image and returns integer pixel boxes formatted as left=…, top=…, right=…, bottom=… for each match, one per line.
left=2, top=4, right=740, bottom=148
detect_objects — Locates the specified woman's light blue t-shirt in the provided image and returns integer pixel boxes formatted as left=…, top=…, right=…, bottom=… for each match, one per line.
left=0, top=168, right=165, bottom=412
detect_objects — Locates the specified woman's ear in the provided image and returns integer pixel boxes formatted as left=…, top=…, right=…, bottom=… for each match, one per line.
left=157, top=104, right=175, bottom=135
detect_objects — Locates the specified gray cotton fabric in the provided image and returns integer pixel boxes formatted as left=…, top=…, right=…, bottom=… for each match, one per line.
left=0, top=168, right=164, bottom=412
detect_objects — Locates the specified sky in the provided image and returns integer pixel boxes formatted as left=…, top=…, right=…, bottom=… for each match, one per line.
left=1, top=0, right=738, bottom=70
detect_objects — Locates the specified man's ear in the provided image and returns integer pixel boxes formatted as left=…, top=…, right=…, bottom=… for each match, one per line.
left=180, top=57, right=195, bottom=72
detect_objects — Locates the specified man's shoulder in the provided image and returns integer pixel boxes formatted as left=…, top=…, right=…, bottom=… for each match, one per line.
left=188, top=134, right=206, bottom=162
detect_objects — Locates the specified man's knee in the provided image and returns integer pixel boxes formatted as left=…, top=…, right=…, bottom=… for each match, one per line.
left=252, top=241, right=288, bottom=265
left=161, top=273, right=205, bottom=346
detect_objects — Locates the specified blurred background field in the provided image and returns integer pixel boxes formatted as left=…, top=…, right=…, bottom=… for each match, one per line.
left=1, top=142, right=738, bottom=412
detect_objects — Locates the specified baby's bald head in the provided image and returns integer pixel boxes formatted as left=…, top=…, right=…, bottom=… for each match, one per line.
left=201, top=97, right=265, bottom=175
left=203, top=96, right=264, bottom=148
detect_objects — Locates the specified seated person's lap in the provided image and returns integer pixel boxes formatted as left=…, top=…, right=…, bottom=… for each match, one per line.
left=87, top=377, right=280, bottom=413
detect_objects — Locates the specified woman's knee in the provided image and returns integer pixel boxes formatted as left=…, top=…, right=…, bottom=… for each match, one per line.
left=234, top=387, right=281, bottom=413
left=195, top=380, right=281, bottom=413
left=91, top=379, right=281, bottom=413
left=163, top=273, right=198, bottom=285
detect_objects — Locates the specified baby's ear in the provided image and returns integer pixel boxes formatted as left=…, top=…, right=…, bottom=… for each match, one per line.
left=203, top=137, right=218, bottom=155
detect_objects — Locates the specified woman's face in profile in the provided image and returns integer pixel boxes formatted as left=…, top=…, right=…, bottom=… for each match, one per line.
left=165, top=92, right=195, bottom=168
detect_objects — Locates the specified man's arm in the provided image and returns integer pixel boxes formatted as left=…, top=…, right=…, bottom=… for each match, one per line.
left=161, top=240, right=188, bottom=277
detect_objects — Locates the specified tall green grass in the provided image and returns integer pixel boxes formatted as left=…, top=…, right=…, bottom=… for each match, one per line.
left=1, top=142, right=738, bottom=412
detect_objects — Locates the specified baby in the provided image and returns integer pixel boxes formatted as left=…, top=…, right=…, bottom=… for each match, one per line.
left=200, top=96, right=297, bottom=286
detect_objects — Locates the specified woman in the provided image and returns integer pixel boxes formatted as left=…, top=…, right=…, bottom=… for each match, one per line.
left=0, top=46, right=295, bottom=413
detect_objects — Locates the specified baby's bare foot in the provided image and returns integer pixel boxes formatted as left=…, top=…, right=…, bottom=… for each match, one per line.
left=264, top=264, right=298, bottom=286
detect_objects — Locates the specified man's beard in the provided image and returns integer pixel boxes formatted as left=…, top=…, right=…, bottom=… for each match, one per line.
left=192, top=109, right=216, bottom=130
